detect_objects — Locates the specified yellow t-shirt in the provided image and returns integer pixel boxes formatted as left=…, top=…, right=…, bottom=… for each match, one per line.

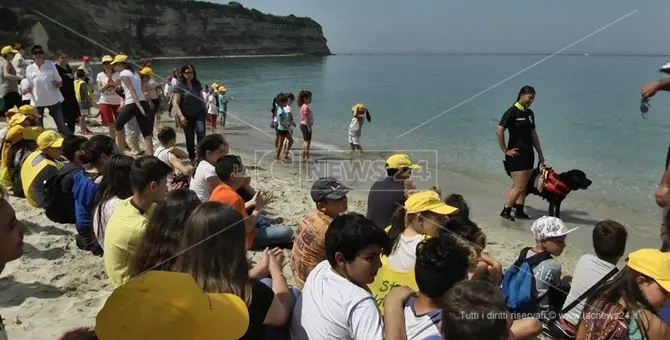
left=103, top=197, right=154, bottom=287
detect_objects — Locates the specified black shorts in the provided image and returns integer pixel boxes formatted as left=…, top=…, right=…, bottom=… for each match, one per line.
left=504, top=150, right=534, bottom=173
left=300, top=124, right=312, bottom=141
left=276, top=129, right=290, bottom=137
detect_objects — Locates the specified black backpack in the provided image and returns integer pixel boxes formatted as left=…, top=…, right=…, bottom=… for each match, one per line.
left=43, top=166, right=80, bottom=224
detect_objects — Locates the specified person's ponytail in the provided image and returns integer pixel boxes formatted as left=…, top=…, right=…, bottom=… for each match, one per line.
left=387, top=205, right=407, bottom=251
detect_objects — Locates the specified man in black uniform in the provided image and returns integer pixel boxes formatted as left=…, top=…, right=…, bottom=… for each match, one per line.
left=367, top=153, right=421, bottom=228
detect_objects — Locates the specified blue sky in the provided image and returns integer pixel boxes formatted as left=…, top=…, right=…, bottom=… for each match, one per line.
left=214, top=0, right=670, bottom=55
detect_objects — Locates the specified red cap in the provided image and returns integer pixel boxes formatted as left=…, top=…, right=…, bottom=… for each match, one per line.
left=82, top=55, right=91, bottom=61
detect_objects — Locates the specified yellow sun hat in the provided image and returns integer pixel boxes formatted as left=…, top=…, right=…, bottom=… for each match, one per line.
left=405, top=190, right=458, bottom=215
left=352, top=103, right=367, bottom=112
left=218, top=85, right=227, bottom=92
left=139, top=67, right=153, bottom=78
left=386, top=153, right=422, bottom=170
left=111, top=54, right=128, bottom=65
left=1, top=45, right=18, bottom=55
left=37, top=130, right=64, bottom=150
left=18, top=104, right=38, bottom=120
left=101, top=55, right=114, bottom=63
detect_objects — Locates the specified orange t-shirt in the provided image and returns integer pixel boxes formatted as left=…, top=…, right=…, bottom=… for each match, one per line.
left=209, top=183, right=255, bottom=248
left=291, top=208, right=333, bottom=288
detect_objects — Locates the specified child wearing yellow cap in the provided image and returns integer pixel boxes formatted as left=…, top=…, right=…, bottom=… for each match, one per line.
left=578, top=248, right=670, bottom=339
left=348, top=103, right=371, bottom=153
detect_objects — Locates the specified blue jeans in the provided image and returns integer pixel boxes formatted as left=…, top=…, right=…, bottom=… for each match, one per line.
left=37, top=102, right=73, bottom=136
left=260, top=278, right=301, bottom=340
left=253, top=214, right=294, bottom=249
left=184, top=113, right=206, bottom=161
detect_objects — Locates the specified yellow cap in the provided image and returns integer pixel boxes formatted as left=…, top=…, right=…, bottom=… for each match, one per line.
left=18, top=104, right=38, bottom=119
left=111, top=54, right=128, bottom=65
left=37, top=130, right=64, bottom=150
left=139, top=67, right=153, bottom=77
left=212, top=82, right=219, bottom=88
left=218, top=85, right=227, bottom=92
left=386, top=153, right=421, bottom=170
left=101, top=55, right=114, bottom=63
left=5, top=105, right=19, bottom=119
left=8, top=113, right=27, bottom=127
left=352, top=103, right=367, bottom=112
left=405, top=190, right=458, bottom=215
left=627, top=249, right=670, bottom=292
left=1, top=46, right=18, bottom=55
left=96, top=271, right=250, bottom=340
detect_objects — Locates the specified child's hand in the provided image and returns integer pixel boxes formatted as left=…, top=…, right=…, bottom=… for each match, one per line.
left=268, top=247, right=286, bottom=275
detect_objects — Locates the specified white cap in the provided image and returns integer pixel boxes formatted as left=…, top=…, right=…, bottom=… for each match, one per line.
left=660, top=63, right=670, bottom=72
left=530, top=216, right=579, bottom=241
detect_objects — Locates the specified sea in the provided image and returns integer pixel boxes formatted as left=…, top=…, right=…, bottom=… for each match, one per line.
left=144, top=54, right=670, bottom=245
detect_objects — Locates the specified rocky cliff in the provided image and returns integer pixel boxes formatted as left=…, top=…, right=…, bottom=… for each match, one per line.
left=0, top=0, right=330, bottom=57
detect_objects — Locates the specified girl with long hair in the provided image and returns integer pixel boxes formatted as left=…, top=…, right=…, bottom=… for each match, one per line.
left=73, top=134, right=117, bottom=255
left=298, top=90, right=313, bottom=160
left=188, top=134, right=228, bottom=202
left=128, top=189, right=201, bottom=277
left=174, top=202, right=293, bottom=339
left=92, top=154, right=134, bottom=249
left=172, top=64, right=206, bottom=161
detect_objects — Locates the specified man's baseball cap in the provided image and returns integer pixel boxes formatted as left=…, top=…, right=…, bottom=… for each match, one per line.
left=311, top=177, right=351, bottom=202
left=96, top=271, right=249, bottom=340
left=530, top=216, right=579, bottom=241
left=386, top=153, right=421, bottom=170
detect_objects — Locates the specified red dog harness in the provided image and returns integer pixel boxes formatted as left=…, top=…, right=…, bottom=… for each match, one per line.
left=538, top=166, right=570, bottom=197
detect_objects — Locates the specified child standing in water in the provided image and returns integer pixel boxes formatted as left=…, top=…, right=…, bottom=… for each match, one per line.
left=298, top=90, right=313, bottom=161
left=216, top=85, right=228, bottom=128
left=275, top=94, right=291, bottom=160
left=206, top=86, right=218, bottom=132
left=282, top=93, right=297, bottom=159
left=348, top=103, right=370, bottom=153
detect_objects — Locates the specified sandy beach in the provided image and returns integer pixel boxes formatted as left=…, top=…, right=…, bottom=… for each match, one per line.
left=1, top=112, right=592, bottom=339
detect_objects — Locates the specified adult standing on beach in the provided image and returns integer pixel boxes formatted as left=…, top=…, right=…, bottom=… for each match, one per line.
left=642, top=77, right=670, bottom=250
left=96, top=55, right=123, bottom=140
left=24, top=45, right=71, bottom=135
left=367, top=153, right=421, bottom=229
left=112, top=54, right=155, bottom=156
left=0, top=45, right=22, bottom=116
left=496, top=85, right=545, bottom=221
left=54, top=50, right=88, bottom=134
left=10, top=43, right=27, bottom=79
left=173, top=64, right=206, bottom=161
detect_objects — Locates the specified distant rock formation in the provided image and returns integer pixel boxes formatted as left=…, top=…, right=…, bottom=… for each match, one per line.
left=0, top=0, right=330, bottom=57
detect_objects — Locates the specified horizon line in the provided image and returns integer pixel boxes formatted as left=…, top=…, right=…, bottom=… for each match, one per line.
left=330, top=51, right=670, bottom=57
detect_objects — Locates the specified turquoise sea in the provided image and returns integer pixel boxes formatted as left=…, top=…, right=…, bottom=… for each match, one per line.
left=146, top=54, right=670, bottom=241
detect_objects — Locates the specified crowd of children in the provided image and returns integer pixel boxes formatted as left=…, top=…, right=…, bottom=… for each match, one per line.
left=3, top=48, right=670, bottom=340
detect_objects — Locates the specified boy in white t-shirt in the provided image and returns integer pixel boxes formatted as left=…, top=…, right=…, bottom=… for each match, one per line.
left=290, top=213, right=392, bottom=340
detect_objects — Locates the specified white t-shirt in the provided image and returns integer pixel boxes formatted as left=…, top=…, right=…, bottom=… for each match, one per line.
left=93, top=196, right=124, bottom=250
left=25, top=60, right=64, bottom=107
left=527, top=249, right=562, bottom=313
left=289, top=261, right=384, bottom=340
left=561, top=254, right=617, bottom=326
left=19, top=78, right=32, bottom=103
left=403, top=296, right=443, bottom=340
left=96, top=71, right=122, bottom=105
left=0, top=127, right=7, bottom=149
left=119, top=69, right=145, bottom=105
left=387, top=233, right=424, bottom=272
left=154, top=146, right=175, bottom=184
left=12, top=52, right=26, bottom=78
left=189, top=160, right=217, bottom=202
left=207, top=94, right=217, bottom=114
left=77, top=64, right=94, bottom=86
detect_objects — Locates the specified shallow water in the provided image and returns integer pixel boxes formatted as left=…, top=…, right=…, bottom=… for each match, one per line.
left=148, top=54, right=670, bottom=240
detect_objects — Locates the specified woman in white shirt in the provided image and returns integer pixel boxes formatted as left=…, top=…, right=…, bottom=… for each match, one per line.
left=189, top=134, right=228, bottom=202
left=24, top=45, right=71, bottom=135
left=96, top=55, right=123, bottom=139
left=110, top=54, right=155, bottom=155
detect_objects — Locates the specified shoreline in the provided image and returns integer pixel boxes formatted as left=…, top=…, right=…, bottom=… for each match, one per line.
left=67, top=53, right=318, bottom=67
left=0, top=110, right=650, bottom=338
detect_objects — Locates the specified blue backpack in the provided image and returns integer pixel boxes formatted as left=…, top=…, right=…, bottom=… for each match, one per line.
left=500, top=247, right=552, bottom=314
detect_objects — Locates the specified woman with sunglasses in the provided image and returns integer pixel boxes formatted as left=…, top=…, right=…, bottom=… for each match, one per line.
left=173, top=64, right=206, bottom=161
left=24, top=45, right=71, bottom=136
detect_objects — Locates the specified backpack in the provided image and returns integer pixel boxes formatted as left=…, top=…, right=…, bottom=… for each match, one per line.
left=500, top=247, right=552, bottom=314
left=43, top=166, right=80, bottom=224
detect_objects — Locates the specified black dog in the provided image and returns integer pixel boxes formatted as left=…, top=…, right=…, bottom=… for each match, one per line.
left=524, top=168, right=592, bottom=218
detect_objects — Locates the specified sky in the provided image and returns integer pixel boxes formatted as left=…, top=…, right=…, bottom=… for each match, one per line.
left=213, top=0, right=670, bottom=55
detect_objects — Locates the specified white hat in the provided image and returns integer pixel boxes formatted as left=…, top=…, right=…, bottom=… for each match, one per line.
left=530, top=216, right=578, bottom=241
left=660, top=63, right=670, bottom=73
